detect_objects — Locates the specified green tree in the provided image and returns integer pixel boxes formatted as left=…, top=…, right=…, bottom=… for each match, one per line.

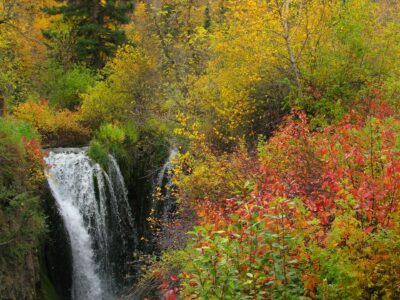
left=39, top=60, right=97, bottom=109
left=44, top=0, right=135, bottom=68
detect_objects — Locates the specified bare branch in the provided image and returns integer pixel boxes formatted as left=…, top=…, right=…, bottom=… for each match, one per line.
left=0, top=238, right=15, bottom=247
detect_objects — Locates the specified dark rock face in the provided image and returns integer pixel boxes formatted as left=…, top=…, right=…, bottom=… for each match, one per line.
left=119, top=146, right=169, bottom=253
left=42, top=183, right=73, bottom=300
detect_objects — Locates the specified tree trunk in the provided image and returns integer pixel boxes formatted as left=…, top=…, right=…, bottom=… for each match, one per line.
left=0, top=96, right=5, bottom=117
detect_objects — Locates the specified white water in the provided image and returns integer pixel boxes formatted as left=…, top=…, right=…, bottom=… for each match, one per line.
left=157, top=148, right=178, bottom=187
left=45, top=149, right=136, bottom=300
left=155, top=148, right=178, bottom=218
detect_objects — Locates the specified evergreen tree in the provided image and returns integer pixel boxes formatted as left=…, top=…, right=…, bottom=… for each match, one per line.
left=44, top=0, right=134, bottom=68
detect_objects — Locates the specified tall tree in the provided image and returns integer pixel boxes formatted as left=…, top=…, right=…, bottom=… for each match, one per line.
left=0, top=0, right=55, bottom=105
left=44, top=0, right=135, bottom=68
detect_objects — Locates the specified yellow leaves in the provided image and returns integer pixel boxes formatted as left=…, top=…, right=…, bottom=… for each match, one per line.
left=176, top=111, right=189, bottom=128
left=0, top=0, right=58, bottom=72
left=14, top=100, right=54, bottom=132
left=81, top=45, right=157, bottom=125
left=100, top=0, right=107, bottom=7
left=134, top=1, right=146, bottom=18
left=175, top=111, right=206, bottom=143
left=179, top=0, right=286, bottom=146
left=14, top=100, right=90, bottom=146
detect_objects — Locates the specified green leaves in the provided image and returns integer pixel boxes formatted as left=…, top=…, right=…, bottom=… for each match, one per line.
left=41, top=61, right=97, bottom=109
left=181, top=201, right=305, bottom=299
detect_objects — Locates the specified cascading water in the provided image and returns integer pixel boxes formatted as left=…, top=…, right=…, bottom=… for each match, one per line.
left=45, top=148, right=137, bottom=300
left=154, top=148, right=178, bottom=219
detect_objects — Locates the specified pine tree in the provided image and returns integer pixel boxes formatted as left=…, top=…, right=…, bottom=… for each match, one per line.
left=44, top=0, right=134, bottom=68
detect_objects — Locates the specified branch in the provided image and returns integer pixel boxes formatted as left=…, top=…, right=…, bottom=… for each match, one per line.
left=0, top=237, right=15, bottom=247
left=288, top=0, right=304, bottom=42
left=0, top=20, right=43, bottom=44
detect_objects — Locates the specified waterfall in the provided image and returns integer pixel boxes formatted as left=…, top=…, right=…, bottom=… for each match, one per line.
left=154, top=148, right=178, bottom=218
left=45, top=148, right=136, bottom=300
left=156, top=148, right=178, bottom=188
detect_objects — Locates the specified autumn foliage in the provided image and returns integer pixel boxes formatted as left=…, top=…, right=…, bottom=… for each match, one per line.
left=14, top=100, right=90, bottom=147
left=0, top=118, right=46, bottom=299
left=1, top=0, right=400, bottom=298
left=164, top=99, right=400, bottom=299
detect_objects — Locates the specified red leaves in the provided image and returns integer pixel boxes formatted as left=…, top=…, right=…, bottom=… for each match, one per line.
left=260, top=106, right=400, bottom=229
left=189, top=281, right=197, bottom=287
left=159, top=280, right=169, bottom=290
left=164, top=289, right=178, bottom=300
left=179, top=101, right=399, bottom=297
left=158, top=277, right=179, bottom=300
left=154, top=271, right=180, bottom=299
left=363, top=226, right=375, bottom=234
left=320, top=115, right=400, bottom=228
left=200, top=105, right=399, bottom=235
left=21, top=136, right=46, bottom=188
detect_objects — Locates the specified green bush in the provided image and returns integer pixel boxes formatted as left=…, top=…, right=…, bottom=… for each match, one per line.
left=97, top=123, right=126, bottom=157
left=88, top=140, right=110, bottom=169
left=0, top=117, right=40, bottom=142
left=180, top=202, right=306, bottom=300
left=124, top=121, right=139, bottom=144
left=0, top=118, right=39, bottom=188
left=40, top=60, right=97, bottom=109
left=88, top=123, right=134, bottom=168
left=97, top=123, right=125, bottom=145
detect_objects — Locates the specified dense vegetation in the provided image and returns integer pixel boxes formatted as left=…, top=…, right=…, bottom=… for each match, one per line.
left=1, top=0, right=400, bottom=299
left=0, top=118, right=46, bottom=298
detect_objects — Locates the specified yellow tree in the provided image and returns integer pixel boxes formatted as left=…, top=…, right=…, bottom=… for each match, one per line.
left=80, top=45, right=158, bottom=126
left=177, top=0, right=331, bottom=147
left=0, top=0, right=56, bottom=66
left=176, top=0, right=400, bottom=145
left=266, top=0, right=333, bottom=97
left=0, top=0, right=57, bottom=105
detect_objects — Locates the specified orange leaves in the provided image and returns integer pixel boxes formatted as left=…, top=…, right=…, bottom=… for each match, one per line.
left=20, top=136, right=46, bottom=189
left=14, top=100, right=53, bottom=131
left=363, top=226, right=375, bottom=234
left=22, top=137, right=43, bottom=163
left=303, top=274, right=320, bottom=298
left=14, top=100, right=90, bottom=147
